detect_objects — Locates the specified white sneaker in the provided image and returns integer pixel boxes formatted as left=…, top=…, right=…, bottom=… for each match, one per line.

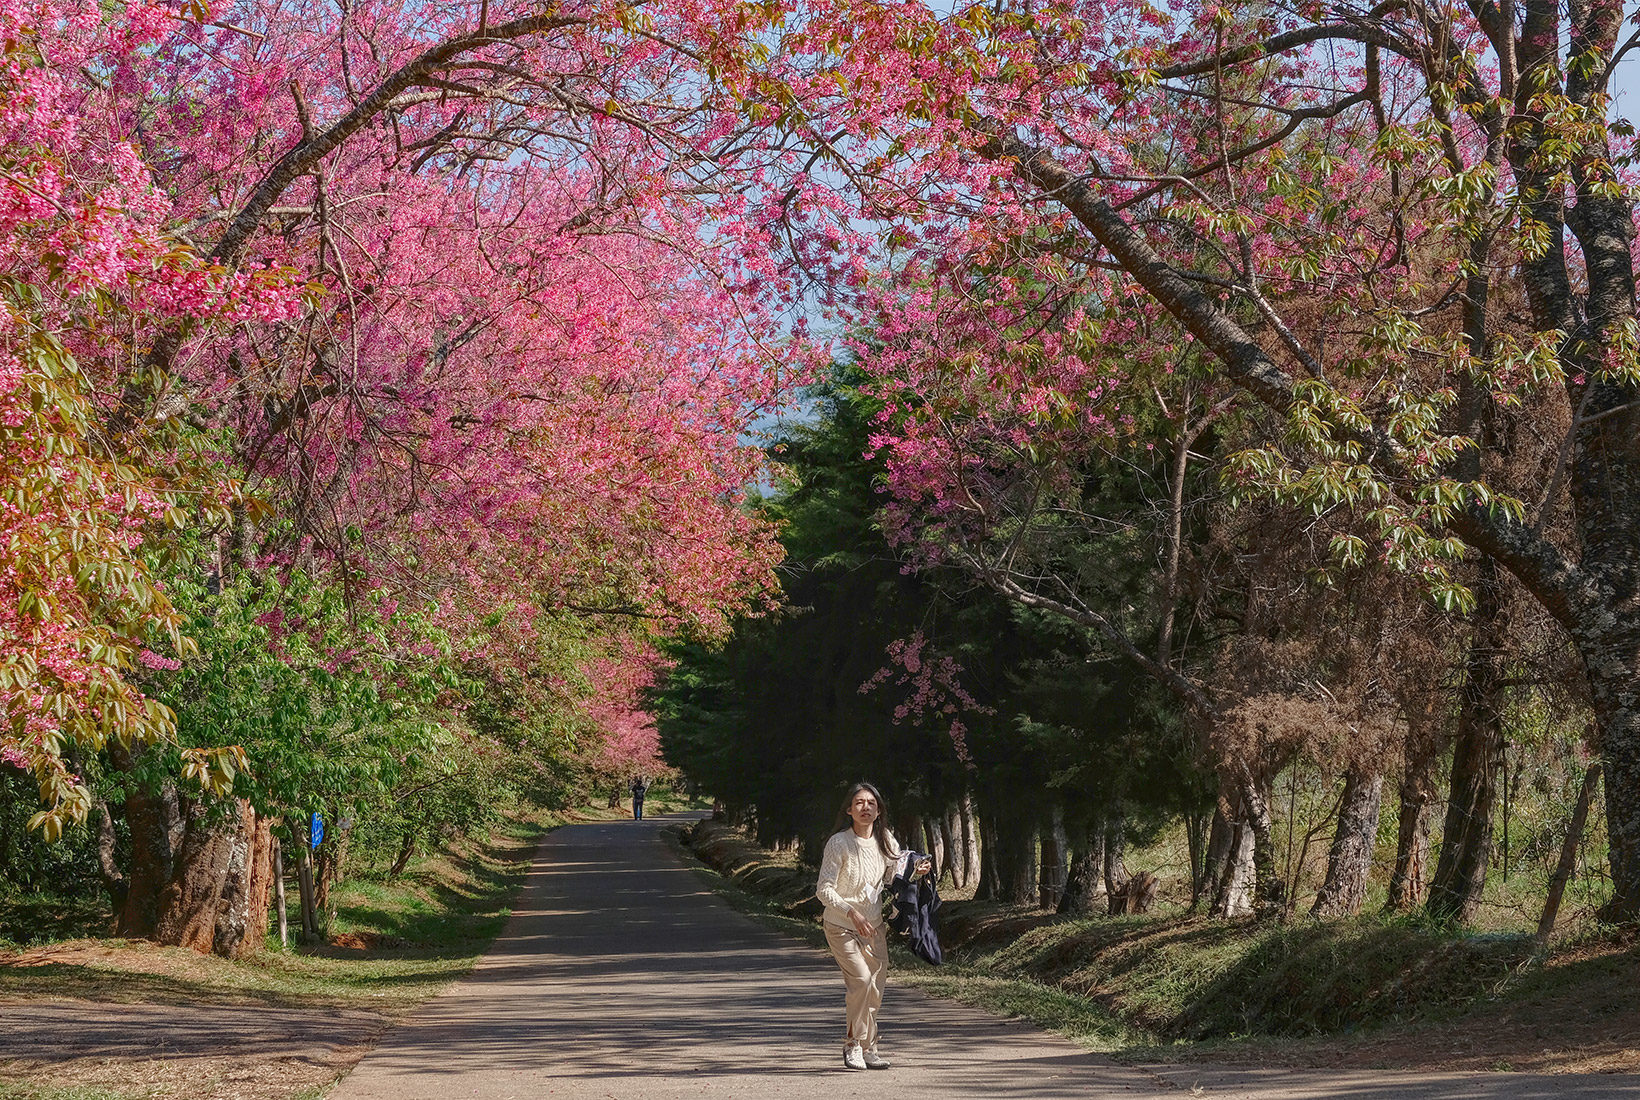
left=843, top=1045, right=867, bottom=1070
left=863, top=1048, right=891, bottom=1070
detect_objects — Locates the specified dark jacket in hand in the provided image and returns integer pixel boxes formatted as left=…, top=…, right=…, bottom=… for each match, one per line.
left=888, top=850, right=943, bottom=965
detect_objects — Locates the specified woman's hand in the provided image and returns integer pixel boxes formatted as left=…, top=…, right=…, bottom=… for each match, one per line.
left=850, top=908, right=874, bottom=936
left=914, top=858, right=933, bottom=878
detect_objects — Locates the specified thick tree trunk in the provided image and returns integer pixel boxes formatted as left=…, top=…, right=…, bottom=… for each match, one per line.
left=1387, top=712, right=1445, bottom=911
left=1221, top=764, right=1281, bottom=917
left=1209, top=779, right=1258, bottom=919
left=1102, top=812, right=1130, bottom=907
left=1058, top=824, right=1106, bottom=916
left=1582, top=624, right=1640, bottom=920
left=110, top=744, right=180, bottom=938
left=1312, top=766, right=1386, bottom=918
left=1039, top=804, right=1067, bottom=909
left=1213, top=822, right=1256, bottom=918
left=1428, top=572, right=1507, bottom=924
left=995, top=816, right=1038, bottom=906
left=1201, top=799, right=1234, bottom=914
left=154, top=799, right=242, bottom=954
left=1247, top=788, right=1281, bottom=918
left=212, top=803, right=271, bottom=958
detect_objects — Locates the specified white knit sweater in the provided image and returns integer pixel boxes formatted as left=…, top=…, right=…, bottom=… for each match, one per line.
left=816, top=828, right=906, bottom=930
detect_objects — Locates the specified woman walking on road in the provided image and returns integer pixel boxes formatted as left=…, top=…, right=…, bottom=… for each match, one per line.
left=815, top=781, right=931, bottom=1071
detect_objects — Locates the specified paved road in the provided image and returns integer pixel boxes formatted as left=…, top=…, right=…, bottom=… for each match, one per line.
left=329, top=815, right=1640, bottom=1099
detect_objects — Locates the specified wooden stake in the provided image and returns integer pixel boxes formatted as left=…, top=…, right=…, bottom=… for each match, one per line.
left=272, top=835, right=289, bottom=948
left=297, top=837, right=320, bottom=942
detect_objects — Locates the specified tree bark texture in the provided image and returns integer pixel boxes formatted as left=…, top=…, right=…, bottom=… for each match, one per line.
left=1202, top=799, right=1234, bottom=914
left=1387, top=713, right=1446, bottom=912
left=272, top=835, right=289, bottom=948
left=215, top=810, right=273, bottom=958
left=1185, top=810, right=1210, bottom=908
left=995, top=816, right=1038, bottom=906
left=297, top=839, right=319, bottom=941
left=1213, top=823, right=1256, bottom=918
left=922, top=816, right=946, bottom=880
left=390, top=829, right=416, bottom=877
left=153, top=799, right=244, bottom=954
left=210, top=803, right=265, bottom=957
left=1039, top=804, right=1067, bottom=909
left=1218, top=764, right=1280, bottom=917
left=1058, top=825, right=1107, bottom=916
left=1428, top=572, right=1507, bottom=924
left=1583, top=629, right=1640, bottom=920
left=975, top=817, right=1001, bottom=902
left=1311, top=766, right=1386, bottom=918
left=114, top=757, right=181, bottom=938
left=1209, top=782, right=1258, bottom=919
left=1102, top=812, right=1130, bottom=908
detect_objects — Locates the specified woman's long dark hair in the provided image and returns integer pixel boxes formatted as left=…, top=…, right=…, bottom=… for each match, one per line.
left=834, top=781, right=899, bottom=862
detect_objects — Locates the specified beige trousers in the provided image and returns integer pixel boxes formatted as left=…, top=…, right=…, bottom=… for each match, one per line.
left=824, top=920, right=888, bottom=1050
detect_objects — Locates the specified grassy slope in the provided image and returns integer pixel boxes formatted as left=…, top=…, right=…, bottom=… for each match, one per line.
left=678, top=819, right=1640, bottom=1071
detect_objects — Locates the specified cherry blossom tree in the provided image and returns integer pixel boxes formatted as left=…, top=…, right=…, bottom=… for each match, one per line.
left=6, top=0, right=813, bottom=869
left=1, top=0, right=297, bottom=838
left=730, top=0, right=1640, bottom=919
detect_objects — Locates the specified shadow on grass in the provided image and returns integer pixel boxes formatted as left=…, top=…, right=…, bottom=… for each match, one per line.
left=0, top=961, right=336, bottom=1010
left=0, top=893, right=113, bottom=949
left=329, top=825, right=537, bottom=953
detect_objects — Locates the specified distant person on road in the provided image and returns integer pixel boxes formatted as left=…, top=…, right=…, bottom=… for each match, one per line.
left=630, top=776, right=649, bottom=820
left=815, top=781, right=931, bottom=1071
